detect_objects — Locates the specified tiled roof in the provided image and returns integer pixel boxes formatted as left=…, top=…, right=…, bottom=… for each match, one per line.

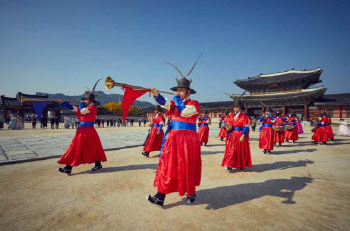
left=0, top=95, right=22, bottom=107
left=234, top=68, right=323, bottom=92
left=314, top=93, right=350, bottom=106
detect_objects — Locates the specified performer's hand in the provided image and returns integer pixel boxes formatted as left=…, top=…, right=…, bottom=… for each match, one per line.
left=226, top=123, right=232, bottom=131
left=157, top=131, right=160, bottom=135
left=148, top=123, right=153, bottom=127
left=240, top=135, right=245, bottom=142
left=151, top=87, right=159, bottom=97
left=174, top=91, right=180, bottom=96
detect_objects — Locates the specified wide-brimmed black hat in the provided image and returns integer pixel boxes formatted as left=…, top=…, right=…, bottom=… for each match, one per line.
left=81, top=79, right=102, bottom=104
left=233, top=97, right=244, bottom=108
left=167, top=53, right=202, bottom=95
left=170, top=78, right=196, bottom=94
left=154, top=105, right=162, bottom=112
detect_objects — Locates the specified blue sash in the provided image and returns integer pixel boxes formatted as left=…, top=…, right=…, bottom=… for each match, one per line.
left=228, top=127, right=243, bottom=136
left=200, top=123, right=209, bottom=127
left=153, top=123, right=160, bottom=127
left=263, top=124, right=273, bottom=128
left=78, top=122, right=94, bottom=128
left=159, top=121, right=196, bottom=157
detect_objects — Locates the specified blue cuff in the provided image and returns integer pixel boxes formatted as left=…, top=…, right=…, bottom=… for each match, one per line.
left=158, top=124, right=163, bottom=132
left=61, top=102, right=73, bottom=110
left=173, top=95, right=186, bottom=112
left=282, top=117, right=288, bottom=121
left=154, top=94, right=166, bottom=105
left=242, top=126, right=249, bottom=135
left=79, top=102, right=86, bottom=110
left=259, top=116, right=264, bottom=122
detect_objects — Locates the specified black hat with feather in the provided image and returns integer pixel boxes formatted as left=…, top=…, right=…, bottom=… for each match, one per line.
left=81, top=79, right=102, bottom=104
left=167, top=53, right=202, bottom=95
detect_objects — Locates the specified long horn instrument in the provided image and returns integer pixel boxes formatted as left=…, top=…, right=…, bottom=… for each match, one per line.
left=105, top=76, right=174, bottom=95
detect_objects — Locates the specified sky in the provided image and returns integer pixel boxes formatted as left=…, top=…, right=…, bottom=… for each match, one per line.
left=0, top=0, right=349, bottom=103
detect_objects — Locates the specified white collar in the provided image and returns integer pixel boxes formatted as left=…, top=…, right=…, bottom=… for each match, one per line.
left=234, top=111, right=241, bottom=119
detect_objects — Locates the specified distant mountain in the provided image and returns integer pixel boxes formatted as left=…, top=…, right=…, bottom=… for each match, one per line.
left=35, top=91, right=154, bottom=109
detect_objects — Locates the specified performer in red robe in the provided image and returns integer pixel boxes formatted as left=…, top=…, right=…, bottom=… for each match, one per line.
left=198, top=110, right=211, bottom=146
left=285, top=112, right=301, bottom=143
left=274, top=111, right=288, bottom=147
left=142, top=105, right=165, bottom=157
left=218, top=111, right=229, bottom=141
left=325, top=114, right=334, bottom=141
left=222, top=97, right=251, bottom=171
left=259, top=107, right=276, bottom=154
left=312, top=114, right=328, bottom=145
left=147, top=64, right=202, bottom=207
left=58, top=80, right=107, bottom=174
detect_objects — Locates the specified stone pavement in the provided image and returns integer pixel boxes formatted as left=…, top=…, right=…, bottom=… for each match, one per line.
left=0, top=129, right=149, bottom=164
left=0, top=126, right=221, bottom=164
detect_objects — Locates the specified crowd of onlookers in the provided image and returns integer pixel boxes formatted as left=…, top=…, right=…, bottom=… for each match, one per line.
left=0, top=114, right=149, bottom=130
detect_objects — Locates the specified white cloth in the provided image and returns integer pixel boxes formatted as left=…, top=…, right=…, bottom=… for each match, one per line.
left=338, top=121, right=350, bottom=136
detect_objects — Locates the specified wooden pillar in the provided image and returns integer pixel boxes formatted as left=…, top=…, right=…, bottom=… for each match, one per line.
left=340, top=106, right=343, bottom=119
left=282, top=106, right=286, bottom=116
left=304, top=103, right=309, bottom=121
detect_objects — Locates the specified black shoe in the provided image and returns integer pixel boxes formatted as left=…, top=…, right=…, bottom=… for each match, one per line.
left=225, top=167, right=232, bottom=171
left=312, top=141, right=318, bottom=144
left=279, top=143, right=282, bottom=146
left=286, top=139, right=289, bottom=143
left=58, top=167, right=71, bottom=175
left=147, top=195, right=164, bottom=207
left=322, top=142, right=327, bottom=145
left=142, top=152, right=149, bottom=157
left=187, top=194, right=196, bottom=204
left=92, top=165, right=103, bottom=171
left=220, top=138, right=223, bottom=141
left=267, top=150, right=271, bottom=155
left=330, top=139, right=334, bottom=141
left=201, top=143, right=203, bottom=146
left=292, top=141, right=296, bottom=143
left=263, top=149, right=267, bottom=154
left=204, top=143, right=207, bottom=146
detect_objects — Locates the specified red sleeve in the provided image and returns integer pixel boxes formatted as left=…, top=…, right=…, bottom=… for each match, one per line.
left=87, top=105, right=97, bottom=117
left=77, top=108, right=81, bottom=118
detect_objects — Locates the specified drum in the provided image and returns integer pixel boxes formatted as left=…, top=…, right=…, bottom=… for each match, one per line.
left=284, top=125, right=295, bottom=131
left=274, top=126, right=284, bottom=132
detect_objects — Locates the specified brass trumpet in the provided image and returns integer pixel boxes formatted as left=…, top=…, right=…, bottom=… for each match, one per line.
left=105, top=76, right=174, bottom=95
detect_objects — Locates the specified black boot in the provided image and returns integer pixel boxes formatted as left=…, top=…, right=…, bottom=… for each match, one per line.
left=286, top=139, right=289, bottom=143
left=312, top=141, right=318, bottom=144
left=292, top=140, right=296, bottom=143
left=187, top=194, right=196, bottom=204
left=263, top=149, right=267, bottom=154
left=58, top=165, right=72, bottom=175
left=147, top=192, right=165, bottom=207
left=225, top=167, right=232, bottom=171
left=142, top=151, right=149, bottom=157
left=279, top=143, right=282, bottom=146
left=201, top=143, right=203, bottom=146
left=267, top=150, right=271, bottom=155
left=92, top=161, right=102, bottom=171
left=204, top=143, right=207, bottom=146
left=322, top=142, right=327, bottom=145
left=220, top=137, right=223, bottom=141
left=330, top=139, right=334, bottom=141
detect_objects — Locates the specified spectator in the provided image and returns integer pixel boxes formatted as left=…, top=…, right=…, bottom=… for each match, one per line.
left=50, top=116, right=55, bottom=129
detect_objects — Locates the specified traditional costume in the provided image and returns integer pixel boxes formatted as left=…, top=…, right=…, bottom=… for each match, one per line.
left=297, top=122, right=304, bottom=134
left=274, top=111, right=288, bottom=146
left=58, top=80, right=107, bottom=174
left=218, top=111, right=229, bottom=141
left=312, top=114, right=328, bottom=145
left=325, top=115, right=334, bottom=141
left=222, top=97, right=251, bottom=171
left=198, top=111, right=211, bottom=146
left=338, top=119, right=350, bottom=136
left=259, top=107, right=276, bottom=154
left=142, top=105, right=165, bottom=157
left=147, top=56, right=202, bottom=207
left=285, top=113, right=300, bottom=143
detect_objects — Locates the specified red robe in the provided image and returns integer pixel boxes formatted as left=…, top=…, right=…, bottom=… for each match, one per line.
left=154, top=98, right=201, bottom=196
left=218, top=116, right=228, bottom=139
left=312, top=116, right=328, bottom=142
left=274, top=116, right=286, bottom=144
left=222, top=112, right=252, bottom=169
left=198, top=115, right=210, bottom=143
left=285, top=116, right=300, bottom=141
left=143, top=113, right=165, bottom=153
left=259, top=116, right=275, bottom=150
left=325, top=117, right=334, bottom=140
left=58, top=104, right=107, bottom=166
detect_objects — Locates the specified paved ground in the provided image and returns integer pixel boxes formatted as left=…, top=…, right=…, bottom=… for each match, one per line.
left=0, top=126, right=349, bottom=230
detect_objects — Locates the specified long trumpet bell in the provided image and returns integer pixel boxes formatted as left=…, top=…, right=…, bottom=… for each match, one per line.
left=104, top=76, right=174, bottom=95
left=105, top=76, right=115, bottom=91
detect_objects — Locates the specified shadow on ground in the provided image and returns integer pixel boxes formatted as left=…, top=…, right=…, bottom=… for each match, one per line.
left=165, top=177, right=313, bottom=210
left=250, top=160, right=314, bottom=172
left=72, top=164, right=158, bottom=175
